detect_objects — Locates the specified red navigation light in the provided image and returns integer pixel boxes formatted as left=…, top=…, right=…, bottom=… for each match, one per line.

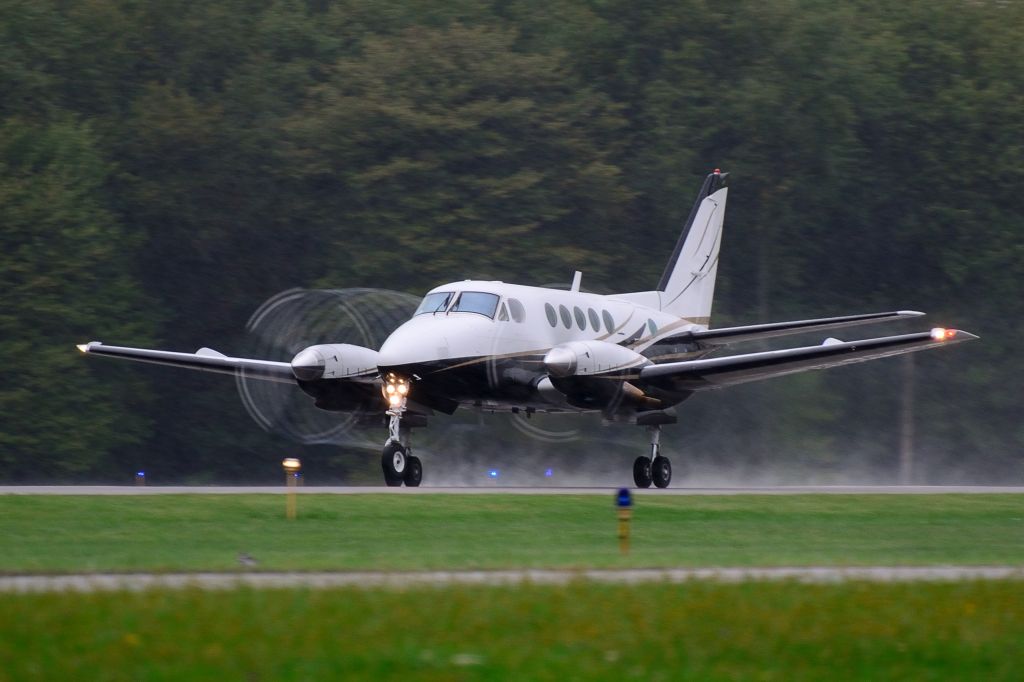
left=931, top=328, right=957, bottom=341
left=713, top=168, right=721, bottom=174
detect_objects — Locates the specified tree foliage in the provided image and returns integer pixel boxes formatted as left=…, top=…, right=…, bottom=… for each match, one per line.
left=0, top=119, right=155, bottom=479
left=284, top=23, right=632, bottom=289
left=1, top=0, right=1021, bottom=482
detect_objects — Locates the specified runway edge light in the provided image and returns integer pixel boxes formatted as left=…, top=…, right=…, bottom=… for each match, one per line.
left=282, top=458, right=301, bottom=520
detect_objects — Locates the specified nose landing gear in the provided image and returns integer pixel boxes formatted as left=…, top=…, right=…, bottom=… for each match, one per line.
left=633, top=425, right=672, bottom=489
left=381, top=374, right=422, bottom=487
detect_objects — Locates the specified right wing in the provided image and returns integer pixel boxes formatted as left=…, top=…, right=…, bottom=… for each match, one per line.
left=77, top=341, right=297, bottom=384
left=639, top=328, right=977, bottom=391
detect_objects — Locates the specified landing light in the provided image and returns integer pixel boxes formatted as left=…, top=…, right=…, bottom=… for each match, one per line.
left=388, top=394, right=402, bottom=407
left=397, top=383, right=408, bottom=396
left=931, top=328, right=957, bottom=341
left=76, top=343, right=89, bottom=353
left=386, top=384, right=396, bottom=394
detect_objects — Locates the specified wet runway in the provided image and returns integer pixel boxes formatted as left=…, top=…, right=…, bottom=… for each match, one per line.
left=2, top=566, right=1022, bottom=593
left=2, top=485, right=1023, bottom=495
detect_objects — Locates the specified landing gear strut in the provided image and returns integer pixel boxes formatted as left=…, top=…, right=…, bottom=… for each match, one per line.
left=633, top=425, right=672, bottom=489
left=381, top=374, right=422, bottom=487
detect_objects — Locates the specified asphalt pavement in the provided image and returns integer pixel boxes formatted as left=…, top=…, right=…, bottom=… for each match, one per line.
left=3, top=485, right=1024, bottom=495
left=2, top=566, right=1023, bottom=593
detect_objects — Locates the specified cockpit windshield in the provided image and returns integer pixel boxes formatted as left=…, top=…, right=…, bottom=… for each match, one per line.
left=450, top=292, right=500, bottom=318
left=413, top=290, right=501, bottom=319
left=414, top=291, right=453, bottom=316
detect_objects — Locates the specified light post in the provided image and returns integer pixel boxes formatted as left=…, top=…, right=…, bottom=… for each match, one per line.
left=282, top=458, right=301, bottom=520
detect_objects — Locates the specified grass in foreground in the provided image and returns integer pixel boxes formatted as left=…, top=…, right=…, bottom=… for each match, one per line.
left=2, top=580, right=1024, bottom=681
left=1, top=494, right=1022, bottom=572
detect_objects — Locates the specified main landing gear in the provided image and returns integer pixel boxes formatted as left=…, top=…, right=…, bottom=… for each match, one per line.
left=381, top=374, right=422, bottom=487
left=633, top=425, right=672, bottom=489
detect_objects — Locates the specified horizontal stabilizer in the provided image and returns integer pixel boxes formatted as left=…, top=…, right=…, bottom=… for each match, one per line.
left=639, top=328, right=977, bottom=391
left=664, top=310, right=925, bottom=346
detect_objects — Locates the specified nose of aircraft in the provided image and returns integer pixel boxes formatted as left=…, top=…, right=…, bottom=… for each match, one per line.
left=290, top=347, right=325, bottom=381
left=377, top=329, right=422, bottom=369
left=377, top=318, right=450, bottom=369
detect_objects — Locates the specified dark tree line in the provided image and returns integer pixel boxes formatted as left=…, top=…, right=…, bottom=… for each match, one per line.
left=2, top=0, right=1021, bottom=483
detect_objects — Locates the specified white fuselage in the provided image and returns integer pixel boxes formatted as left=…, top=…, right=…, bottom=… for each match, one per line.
left=375, top=280, right=708, bottom=412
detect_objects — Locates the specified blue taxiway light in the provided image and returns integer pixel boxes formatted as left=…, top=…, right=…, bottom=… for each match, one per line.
left=488, top=469, right=499, bottom=478
left=544, top=468, right=554, bottom=477
left=616, top=488, right=632, bottom=508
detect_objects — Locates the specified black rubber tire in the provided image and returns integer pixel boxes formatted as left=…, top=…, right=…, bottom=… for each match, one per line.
left=632, top=456, right=653, bottom=488
left=652, top=455, right=672, bottom=488
left=382, top=441, right=406, bottom=487
left=404, top=455, right=423, bottom=487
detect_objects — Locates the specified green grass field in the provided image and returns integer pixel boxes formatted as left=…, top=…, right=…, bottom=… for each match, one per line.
left=3, top=581, right=1024, bottom=680
left=3, top=493, right=1023, bottom=680
left=1, top=493, right=1022, bottom=572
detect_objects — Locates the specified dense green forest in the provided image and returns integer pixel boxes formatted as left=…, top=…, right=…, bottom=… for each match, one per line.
left=2, top=0, right=1021, bottom=483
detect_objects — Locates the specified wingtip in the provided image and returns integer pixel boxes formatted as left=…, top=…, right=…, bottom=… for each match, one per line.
left=930, top=328, right=978, bottom=342
left=76, top=341, right=100, bottom=353
left=898, top=310, right=926, bottom=317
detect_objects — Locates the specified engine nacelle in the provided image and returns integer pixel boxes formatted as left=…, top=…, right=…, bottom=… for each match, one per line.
left=290, top=343, right=379, bottom=381
left=543, top=340, right=649, bottom=378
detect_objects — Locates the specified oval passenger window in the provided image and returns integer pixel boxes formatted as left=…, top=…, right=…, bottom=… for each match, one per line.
left=602, top=310, right=615, bottom=333
left=559, top=305, right=572, bottom=329
left=573, top=307, right=586, bottom=330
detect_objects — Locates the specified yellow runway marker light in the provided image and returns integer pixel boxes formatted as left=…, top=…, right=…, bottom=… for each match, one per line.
left=282, top=458, right=301, bottom=520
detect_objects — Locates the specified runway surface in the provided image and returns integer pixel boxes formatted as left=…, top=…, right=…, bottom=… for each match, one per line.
left=3, top=485, right=1024, bottom=495
left=2, top=566, right=1022, bottom=593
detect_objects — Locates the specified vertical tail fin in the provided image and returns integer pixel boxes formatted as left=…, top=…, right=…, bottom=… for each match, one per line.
left=657, top=170, right=728, bottom=324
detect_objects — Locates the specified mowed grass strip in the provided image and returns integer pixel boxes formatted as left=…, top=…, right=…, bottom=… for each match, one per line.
left=2, top=581, right=1024, bottom=681
left=1, top=494, right=1022, bottom=572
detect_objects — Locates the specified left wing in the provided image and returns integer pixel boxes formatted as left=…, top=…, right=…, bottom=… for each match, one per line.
left=77, top=341, right=296, bottom=384
left=638, top=328, right=977, bottom=391
left=662, top=310, right=925, bottom=346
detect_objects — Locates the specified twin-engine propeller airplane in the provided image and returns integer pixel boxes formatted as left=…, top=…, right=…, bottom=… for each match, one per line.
left=78, top=170, right=976, bottom=488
